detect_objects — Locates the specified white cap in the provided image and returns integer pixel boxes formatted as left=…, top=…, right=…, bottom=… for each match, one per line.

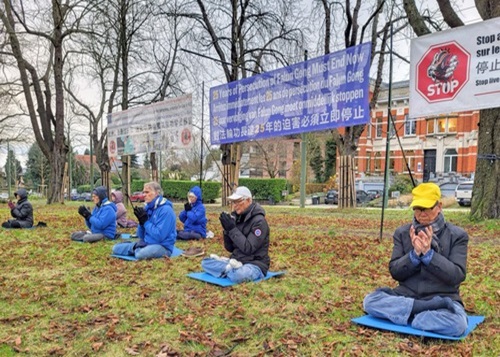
left=227, top=186, right=252, bottom=201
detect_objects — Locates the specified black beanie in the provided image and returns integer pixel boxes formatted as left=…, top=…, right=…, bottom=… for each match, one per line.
left=92, top=186, right=108, bottom=202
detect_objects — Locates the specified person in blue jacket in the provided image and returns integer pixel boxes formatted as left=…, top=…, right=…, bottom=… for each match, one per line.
left=177, top=186, right=207, bottom=240
left=71, top=186, right=117, bottom=243
left=112, top=181, right=176, bottom=260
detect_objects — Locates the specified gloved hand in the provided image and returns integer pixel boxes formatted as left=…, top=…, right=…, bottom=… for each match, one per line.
left=184, top=202, right=192, bottom=212
left=7, top=200, right=15, bottom=210
left=134, top=206, right=148, bottom=226
left=78, top=205, right=92, bottom=220
left=219, top=212, right=236, bottom=232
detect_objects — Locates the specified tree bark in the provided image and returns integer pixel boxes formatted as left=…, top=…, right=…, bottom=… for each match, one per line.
left=470, top=109, right=500, bottom=219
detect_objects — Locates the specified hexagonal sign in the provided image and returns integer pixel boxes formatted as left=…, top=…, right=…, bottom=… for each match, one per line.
left=415, top=41, right=470, bottom=103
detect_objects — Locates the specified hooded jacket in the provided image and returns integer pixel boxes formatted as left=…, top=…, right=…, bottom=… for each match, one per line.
left=85, top=186, right=117, bottom=239
left=10, top=188, right=33, bottom=227
left=137, top=195, right=176, bottom=254
left=178, top=186, right=207, bottom=237
left=223, top=202, right=270, bottom=275
left=112, top=191, right=128, bottom=227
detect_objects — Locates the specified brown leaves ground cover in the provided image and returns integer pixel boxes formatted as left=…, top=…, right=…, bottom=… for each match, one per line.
left=0, top=201, right=498, bottom=356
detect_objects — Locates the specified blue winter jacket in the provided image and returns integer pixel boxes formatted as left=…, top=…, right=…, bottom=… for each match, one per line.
left=86, top=198, right=117, bottom=239
left=179, top=186, right=207, bottom=237
left=137, top=195, right=176, bottom=254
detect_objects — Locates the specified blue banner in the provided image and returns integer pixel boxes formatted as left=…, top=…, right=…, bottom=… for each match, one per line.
left=210, top=43, right=371, bottom=145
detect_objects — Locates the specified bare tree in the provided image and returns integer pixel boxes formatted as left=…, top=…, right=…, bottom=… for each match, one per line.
left=403, top=0, right=499, bottom=219
left=177, top=0, right=305, bottom=203
left=0, top=0, right=97, bottom=203
left=315, top=0, right=399, bottom=207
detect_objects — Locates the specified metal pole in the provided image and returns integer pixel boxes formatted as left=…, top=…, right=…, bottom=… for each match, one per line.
left=380, top=22, right=394, bottom=241
left=200, top=81, right=204, bottom=189
left=89, top=121, right=94, bottom=191
left=7, top=140, right=11, bottom=198
left=299, top=50, right=308, bottom=208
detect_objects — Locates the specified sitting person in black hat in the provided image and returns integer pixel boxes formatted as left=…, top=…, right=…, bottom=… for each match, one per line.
left=2, top=188, right=33, bottom=228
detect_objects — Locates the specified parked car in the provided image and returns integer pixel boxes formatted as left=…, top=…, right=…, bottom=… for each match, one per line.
left=356, top=190, right=372, bottom=204
left=130, top=191, right=146, bottom=202
left=324, top=190, right=338, bottom=205
left=0, top=192, right=9, bottom=203
left=439, top=182, right=459, bottom=198
left=70, top=193, right=81, bottom=201
left=77, top=192, right=92, bottom=201
left=455, top=181, right=474, bottom=206
left=366, top=189, right=383, bottom=200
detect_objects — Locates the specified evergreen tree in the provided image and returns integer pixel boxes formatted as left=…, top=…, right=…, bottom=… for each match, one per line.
left=143, top=153, right=151, bottom=170
left=25, top=143, right=51, bottom=187
left=308, top=139, right=324, bottom=183
left=4, top=149, right=22, bottom=185
left=324, top=139, right=337, bottom=180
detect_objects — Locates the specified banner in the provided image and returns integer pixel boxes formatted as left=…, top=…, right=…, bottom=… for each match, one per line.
left=107, top=94, right=193, bottom=158
left=209, top=43, right=371, bottom=145
left=410, top=17, right=500, bottom=117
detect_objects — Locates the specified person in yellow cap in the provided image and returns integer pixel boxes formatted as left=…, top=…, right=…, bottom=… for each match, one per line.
left=362, top=182, right=469, bottom=336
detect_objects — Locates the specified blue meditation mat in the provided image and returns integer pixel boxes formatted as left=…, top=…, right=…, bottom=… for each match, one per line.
left=111, top=246, right=184, bottom=261
left=351, top=315, right=485, bottom=340
left=187, top=271, right=285, bottom=287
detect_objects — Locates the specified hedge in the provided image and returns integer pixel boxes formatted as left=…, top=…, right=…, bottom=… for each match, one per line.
left=238, top=178, right=288, bottom=203
left=131, top=180, right=220, bottom=203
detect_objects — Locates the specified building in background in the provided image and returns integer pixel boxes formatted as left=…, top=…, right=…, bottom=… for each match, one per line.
left=356, top=80, right=478, bottom=183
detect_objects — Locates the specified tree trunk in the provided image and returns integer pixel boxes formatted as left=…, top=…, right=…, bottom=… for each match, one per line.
left=470, top=109, right=500, bottom=219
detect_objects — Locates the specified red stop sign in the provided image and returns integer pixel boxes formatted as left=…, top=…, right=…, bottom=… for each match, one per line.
left=415, top=41, right=470, bottom=103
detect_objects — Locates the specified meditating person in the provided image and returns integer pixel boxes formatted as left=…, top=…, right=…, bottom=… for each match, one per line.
left=111, top=190, right=137, bottom=228
left=201, top=186, right=270, bottom=283
left=111, top=181, right=176, bottom=260
left=2, top=188, right=33, bottom=228
left=71, top=186, right=117, bottom=242
left=363, top=182, right=469, bottom=336
left=177, top=185, right=207, bottom=240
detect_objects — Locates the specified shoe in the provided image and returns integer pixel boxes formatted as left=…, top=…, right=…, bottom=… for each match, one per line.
left=209, top=254, right=229, bottom=262
left=229, top=259, right=242, bottom=269
left=225, top=258, right=243, bottom=272
left=182, top=247, right=205, bottom=257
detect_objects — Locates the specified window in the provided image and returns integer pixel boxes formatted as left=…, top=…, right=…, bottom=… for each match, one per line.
left=388, top=116, right=396, bottom=138
left=366, top=123, right=372, bottom=138
left=376, top=118, right=383, bottom=138
left=437, top=118, right=447, bottom=133
left=427, top=119, right=435, bottom=134
left=448, top=117, right=457, bottom=132
left=366, top=152, right=371, bottom=173
left=389, top=151, right=396, bottom=172
left=444, top=149, right=457, bottom=173
left=404, top=114, right=416, bottom=136
left=404, top=150, right=415, bottom=171
left=374, top=152, right=381, bottom=171
left=427, top=117, right=458, bottom=135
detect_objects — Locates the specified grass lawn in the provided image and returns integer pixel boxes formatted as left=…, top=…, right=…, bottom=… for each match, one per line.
left=0, top=201, right=498, bottom=356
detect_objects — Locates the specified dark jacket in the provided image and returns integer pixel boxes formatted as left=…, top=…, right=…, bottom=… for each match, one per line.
left=224, top=202, right=270, bottom=275
left=179, top=186, right=207, bottom=237
left=10, top=188, right=33, bottom=228
left=389, top=222, right=468, bottom=304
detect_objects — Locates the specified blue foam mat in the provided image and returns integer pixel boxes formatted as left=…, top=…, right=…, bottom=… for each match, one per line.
left=187, top=271, right=285, bottom=287
left=351, top=315, right=485, bottom=340
left=111, top=246, right=184, bottom=261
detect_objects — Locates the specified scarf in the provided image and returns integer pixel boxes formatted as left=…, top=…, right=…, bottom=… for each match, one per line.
left=412, top=212, right=446, bottom=254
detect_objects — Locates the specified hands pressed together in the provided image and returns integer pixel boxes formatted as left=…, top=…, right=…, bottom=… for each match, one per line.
left=410, top=225, right=433, bottom=256
left=78, top=205, right=92, bottom=220
left=134, top=206, right=148, bottom=226
left=7, top=200, right=15, bottom=210
left=219, top=212, right=236, bottom=231
left=184, top=202, right=192, bottom=212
